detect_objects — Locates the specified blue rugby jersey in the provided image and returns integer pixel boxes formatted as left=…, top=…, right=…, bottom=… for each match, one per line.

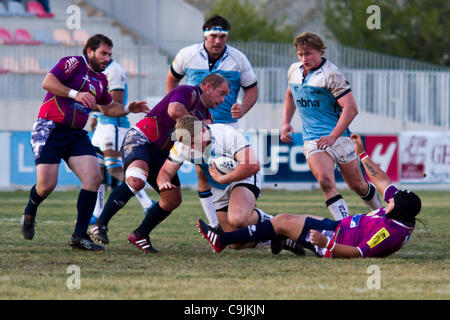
left=287, top=58, right=352, bottom=141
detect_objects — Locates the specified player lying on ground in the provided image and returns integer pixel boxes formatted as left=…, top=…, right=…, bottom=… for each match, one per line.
left=198, top=134, right=422, bottom=258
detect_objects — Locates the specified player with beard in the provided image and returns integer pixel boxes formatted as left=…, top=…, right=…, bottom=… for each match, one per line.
left=20, top=34, right=149, bottom=251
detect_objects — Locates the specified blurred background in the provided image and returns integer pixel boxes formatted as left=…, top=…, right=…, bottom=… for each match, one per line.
left=0, top=0, right=449, bottom=190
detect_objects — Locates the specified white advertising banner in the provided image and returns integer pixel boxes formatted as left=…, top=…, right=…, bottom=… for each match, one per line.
left=399, top=131, right=450, bottom=183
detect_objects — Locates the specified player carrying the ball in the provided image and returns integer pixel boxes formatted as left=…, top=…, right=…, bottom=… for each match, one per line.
left=198, top=134, right=422, bottom=258
left=157, top=115, right=304, bottom=254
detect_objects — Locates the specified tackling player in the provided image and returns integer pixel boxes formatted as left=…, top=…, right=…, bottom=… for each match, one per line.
left=90, top=59, right=154, bottom=224
left=20, top=34, right=149, bottom=251
left=198, top=134, right=422, bottom=259
left=166, top=14, right=259, bottom=229
left=89, top=73, right=229, bottom=253
left=157, top=115, right=302, bottom=255
left=281, top=32, right=381, bottom=221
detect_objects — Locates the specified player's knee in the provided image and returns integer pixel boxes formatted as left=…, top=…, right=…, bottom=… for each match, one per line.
left=160, top=195, right=182, bottom=211
left=227, top=209, right=248, bottom=229
left=36, top=180, right=57, bottom=196
left=125, top=166, right=147, bottom=192
left=318, top=176, right=334, bottom=192
left=271, top=214, right=295, bottom=236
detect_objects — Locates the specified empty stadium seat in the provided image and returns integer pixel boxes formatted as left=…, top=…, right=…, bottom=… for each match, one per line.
left=0, top=28, right=14, bottom=45
left=0, top=2, right=13, bottom=16
left=120, top=58, right=146, bottom=77
left=27, top=1, right=54, bottom=18
left=52, top=29, right=73, bottom=46
left=2, top=56, right=22, bottom=73
left=13, top=29, right=42, bottom=45
left=33, top=29, right=60, bottom=45
left=21, top=56, right=45, bottom=73
left=7, top=1, right=35, bottom=17
left=73, top=30, right=90, bottom=46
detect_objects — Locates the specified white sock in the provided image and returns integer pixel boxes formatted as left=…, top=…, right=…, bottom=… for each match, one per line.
left=198, top=190, right=218, bottom=228
left=326, top=194, right=349, bottom=220
left=255, top=208, right=273, bottom=223
left=135, top=189, right=154, bottom=210
left=93, top=184, right=105, bottom=219
left=361, top=183, right=382, bottom=210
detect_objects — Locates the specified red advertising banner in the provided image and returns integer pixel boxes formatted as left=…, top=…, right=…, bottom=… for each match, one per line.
left=364, top=135, right=399, bottom=182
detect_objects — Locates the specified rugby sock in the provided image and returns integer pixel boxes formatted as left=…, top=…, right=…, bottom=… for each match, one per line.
left=361, top=183, right=382, bottom=210
left=135, top=202, right=171, bottom=237
left=198, top=190, right=218, bottom=227
left=220, top=220, right=275, bottom=246
left=255, top=208, right=273, bottom=223
left=73, top=189, right=97, bottom=237
left=325, top=194, right=349, bottom=220
left=135, top=188, right=154, bottom=211
left=24, top=185, right=46, bottom=217
left=97, top=182, right=134, bottom=226
left=92, top=184, right=105, bottom=219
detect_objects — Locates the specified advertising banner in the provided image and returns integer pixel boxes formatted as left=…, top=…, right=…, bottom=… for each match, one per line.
left=399, top=132, right=450, bottom=183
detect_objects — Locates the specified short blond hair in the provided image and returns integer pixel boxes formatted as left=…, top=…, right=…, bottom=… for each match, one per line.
left=293, top=32, right=326, bottom=54
left=175, top=115, right=202, bottom=145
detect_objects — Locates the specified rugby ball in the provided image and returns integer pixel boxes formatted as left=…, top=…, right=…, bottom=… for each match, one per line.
left=208, top=154, right=238, bottom=174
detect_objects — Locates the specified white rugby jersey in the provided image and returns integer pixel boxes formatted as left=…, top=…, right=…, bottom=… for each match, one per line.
left=169, top=123, right=255, bottom=189
left=93, top=60, right=130, bottom=127
left=171, top=43, right=257, bottom=124
left=287, top=58, right=352, bottom=141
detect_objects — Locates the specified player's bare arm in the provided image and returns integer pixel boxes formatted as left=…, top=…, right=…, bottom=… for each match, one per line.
left=98, top=100, right=149, bottom=117
left=230, top=85, right=258, bottom=119
left=167, top=102, right=190, bottom=120
left=157, top=159, right=181, bottom=191
left=42, top=73, right=96, bottom=109
left=351, top=134, right=392, bottom=195
left=280, top=86, right=296, bottom=143
left=316, top=92, right=358, bottom=150
left=309, top=230, right=361, bottom=258
left=208, top=146, right=260, bottom=185
left=165, top=70, right=181, bottom=93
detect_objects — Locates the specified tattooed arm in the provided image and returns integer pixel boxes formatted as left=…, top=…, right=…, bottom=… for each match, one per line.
left=351, top=134, right=392, bottom=195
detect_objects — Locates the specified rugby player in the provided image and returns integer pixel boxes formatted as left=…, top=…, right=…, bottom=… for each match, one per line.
left=157, top=115, right=304, bottom=255
left=90, top=59, right=154, bottom=224
left=280, top=32, right=381, bottom=221
left=20, top=34, right=149, bottom=251
left=89, top=73, right=229, bottom=253
left=166, top=14, right=258, bottom=228
left=198, top=134, right=421, bottom=259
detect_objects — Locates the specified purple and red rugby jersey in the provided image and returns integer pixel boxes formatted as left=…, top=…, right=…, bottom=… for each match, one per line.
left=136, top=85, right=212, bottom=152
left=38, top=56, right=112, bottom=129
left=327, top=185, right=414, bottom=258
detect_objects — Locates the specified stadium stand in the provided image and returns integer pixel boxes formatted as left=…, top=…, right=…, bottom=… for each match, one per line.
left=52, top=28, right=73, bottom=46
left=13, top=28, right=42, bottom=45
left=1, top=56, right=21, bottom=73
left=7, top=0, right=35, bottom=17
left=0, top=2, right=13, bottom=16
left=33, top=28, right=60, bottom=45
left=21, top=56, right=45, bottom=73
left=27, top=1, right=55, bottom=18
left=0, top=28, right=14, bottom=44
left=72, top=29, right=90, bottom=46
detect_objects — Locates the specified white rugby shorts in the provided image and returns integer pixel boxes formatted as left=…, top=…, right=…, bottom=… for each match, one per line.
left=212, top=173, right=261, bottom=211
left=91, top=123, right=130, bottom=152
left=303, top=136, right=357, bottom=164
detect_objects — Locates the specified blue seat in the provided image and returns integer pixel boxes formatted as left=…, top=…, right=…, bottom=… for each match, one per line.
left=34, top=29, right=61, bottom=45
left=7, top=1, right=35, bottom=17
left=0, top=2, right=13, bottom=16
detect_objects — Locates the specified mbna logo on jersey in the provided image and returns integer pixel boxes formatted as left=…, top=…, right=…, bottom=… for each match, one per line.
left=296, top=97, right=320, bottom=108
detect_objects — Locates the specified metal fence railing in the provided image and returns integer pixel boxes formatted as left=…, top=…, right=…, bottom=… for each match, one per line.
left=0, top=40, right=448, bottom=128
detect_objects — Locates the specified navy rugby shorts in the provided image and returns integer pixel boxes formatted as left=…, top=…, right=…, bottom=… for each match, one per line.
left=296, top=217, right=340, bottom=257
left=120, top=128, right=180, bottom=192
left=31, top=118, right=96, bottom=165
